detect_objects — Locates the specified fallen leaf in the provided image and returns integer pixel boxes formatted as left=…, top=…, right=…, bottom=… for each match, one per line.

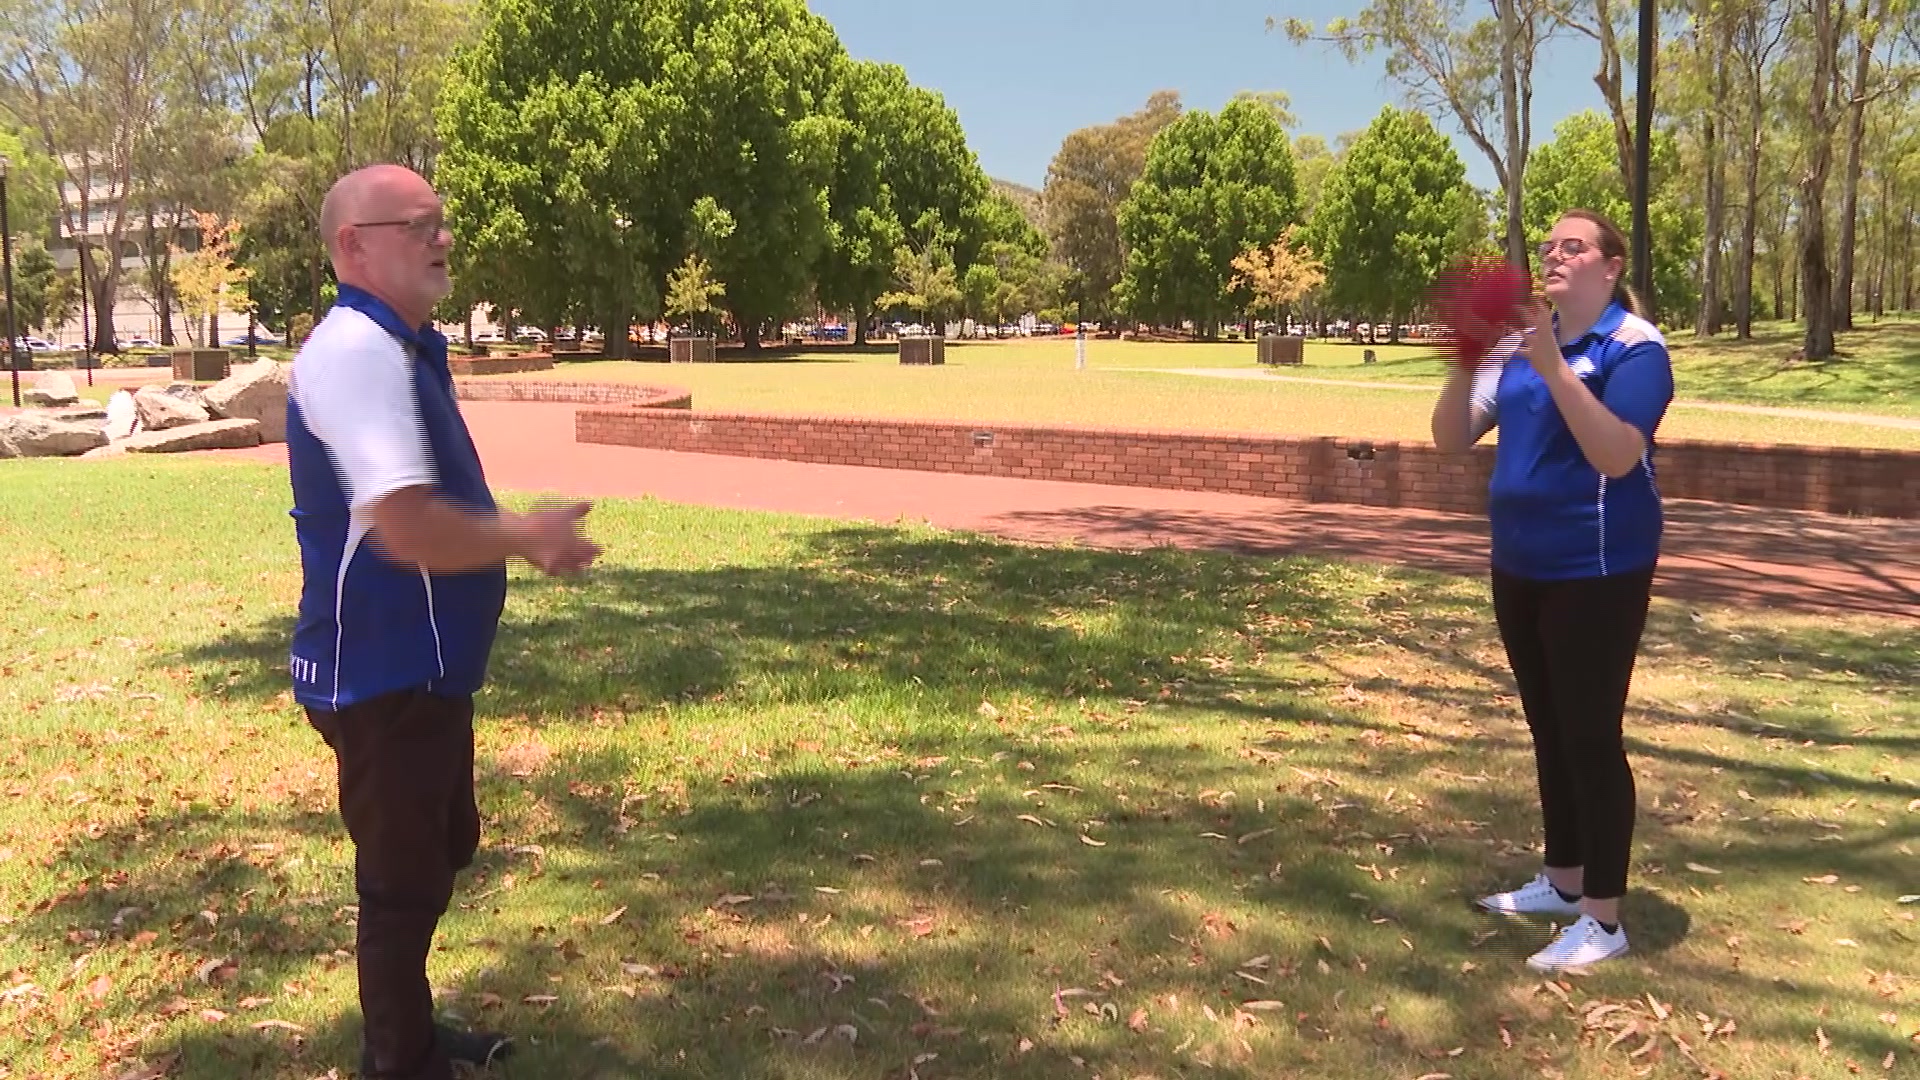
left=1835, top=939, right=1860, bottom=948
left=251, top=1019, right=305, bottom=1033
left=1805, top=874, right=1840, bottom=885
left=1017, top=814, right=1051, bottom=828
left=833, top=1023, right=858, bottom=1044
left=522, top=994, right=558, bottom=1005
left=1413, top=1074, right=1453, bottom=1080
left=1079, top=834, right=1106, bottom=847
left=1818, top=1026, right=1832, bottom=1053
left=476, top=991, right=505, bottom=1008
left=599, top=906, right=627, bottom=926
left=714, top=894, right=755, bottom=907
left=814, top=887, right=842, bottom=895
left=236, top=996, right=272, bottom=1009
left=1238, top=828, right=1276, bottom=845
left=82, top=974, right=111, bottom=1003
left=1685, top=863, right=1722, bottom=875
left=1127, top=1008, right=1150, bottom=1032
left=1017, top=1037, right=1034, bottom=1053
left=1241, top=1000, right=1286, bottom=1011
left=199, top=1008, right=228, bottom=1023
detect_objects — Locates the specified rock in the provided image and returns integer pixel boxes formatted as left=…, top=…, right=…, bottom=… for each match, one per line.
left=0, top=412, right=110, bottom=457
left=30, top=404, right=108, bottom=424
left=202, top=358, right=290, bottom=443
left=134, top=385, right=211, bottom=430
left=79, top=443, right=127, bottom=460
left=120, top=417, right=262, bottom=453
left=21, top=372, right=79, bottom=407
left=105, top=390, right=138, bottom=440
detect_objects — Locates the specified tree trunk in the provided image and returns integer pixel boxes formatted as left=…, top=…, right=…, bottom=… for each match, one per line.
left=1833, top=0, right=1878, bottom=332
left=1498, top=0, right=1529, bottom=269
left=741, top=318, right=762, bottom=352
left=1798, top=0, right=1841, bottom=360
left=1904, top=204, right=1915, bottom=310
left=463, top=307, right=473, bottom=347
left=1696, top=99, right=1724, bottom=337
left=88, top=250, right=119, bottom=354
left=854, top=301, right=870, bottom=346
left=1735, top=78, right=1763, bottom=339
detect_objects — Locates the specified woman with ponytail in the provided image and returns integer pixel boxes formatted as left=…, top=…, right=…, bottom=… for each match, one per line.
left=1430, top=209, right=1675, bottom=972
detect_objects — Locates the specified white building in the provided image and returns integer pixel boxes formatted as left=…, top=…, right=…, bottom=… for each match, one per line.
left=41, top=168, right=251, bottom=347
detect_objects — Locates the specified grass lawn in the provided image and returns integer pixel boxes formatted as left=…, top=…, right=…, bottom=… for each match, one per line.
left=2, top=458, right=1914, bottom=1080
left=528, top=336, right=1920, bottom=451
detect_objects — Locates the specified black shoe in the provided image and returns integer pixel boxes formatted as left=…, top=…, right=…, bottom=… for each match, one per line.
left=436, top=1023, right=515, bottom=1070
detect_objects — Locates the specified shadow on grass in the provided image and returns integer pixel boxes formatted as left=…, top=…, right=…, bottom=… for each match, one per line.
left=107, top=524, right=1917, bottom=1075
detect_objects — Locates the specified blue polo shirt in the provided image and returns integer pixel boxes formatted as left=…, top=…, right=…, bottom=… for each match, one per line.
left=285, top=285, right=508, bottom=711
left=1471, top=301, right=1675, bottom=581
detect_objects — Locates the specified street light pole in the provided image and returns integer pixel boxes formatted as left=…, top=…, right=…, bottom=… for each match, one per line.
left=1, top=155, right=21, bottom=408
left=1632, top=0, right=1657, bottom=318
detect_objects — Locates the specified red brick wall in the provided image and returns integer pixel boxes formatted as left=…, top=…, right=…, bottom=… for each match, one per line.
left=453, top=379, right=692, bottom=410
left=575, top=406, right=1919, bottom=520
left=448, top=355, right=556, bottom=376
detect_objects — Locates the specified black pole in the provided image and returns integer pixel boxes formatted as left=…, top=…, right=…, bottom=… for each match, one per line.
left=1632, top=0, right=1657, bottom=317
left=1, top=165, right=19, bottom=407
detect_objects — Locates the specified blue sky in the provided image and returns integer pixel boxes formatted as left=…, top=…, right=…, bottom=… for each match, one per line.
left=810, top=0, right=1616, bottom=195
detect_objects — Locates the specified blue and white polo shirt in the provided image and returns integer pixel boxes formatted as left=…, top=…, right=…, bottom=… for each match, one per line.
left=1468, top=300, right=1676, bottom=581
left=285, top=285, right=508, bottom=712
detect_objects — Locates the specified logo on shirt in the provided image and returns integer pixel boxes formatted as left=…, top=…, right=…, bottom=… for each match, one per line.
left=290, top=655, right=321, bottom=684
left=1568, top=356, right=1597, bottom=378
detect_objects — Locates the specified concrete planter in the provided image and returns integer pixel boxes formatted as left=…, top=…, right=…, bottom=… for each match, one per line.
left=1257, top=335, right=1304, bottom=366
left=171, top=348, right=231, bottom=381
left=669, top=336, right=718, bottom=363
left=898, top=336, right=946, bottom=366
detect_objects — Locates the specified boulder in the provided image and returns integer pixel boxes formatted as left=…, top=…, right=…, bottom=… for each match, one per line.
left=0, top=413, right=110, bottom=457
left=21, top=372, right=80, bottom=408
left=134, top=385, right=211, bottom=430
left=105, top=390, right=139, bottom=440
left=119, top=417, right=262, bottom=453
left=31, top=404, right=108, bottom=425
left=79, top=443, right=127, bottom=460
left=202, top=358, right=290, bottom=443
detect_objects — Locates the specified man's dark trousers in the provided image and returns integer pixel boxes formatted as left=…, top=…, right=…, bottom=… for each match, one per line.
left=307, top=687, right=479, bottom=1080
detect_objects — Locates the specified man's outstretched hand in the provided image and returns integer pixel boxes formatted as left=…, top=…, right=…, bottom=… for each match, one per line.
left=512, top=500, right=602, bottom=576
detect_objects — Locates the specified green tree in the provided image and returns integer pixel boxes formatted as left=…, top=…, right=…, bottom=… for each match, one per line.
left=437, top=0, right=845, bottom=354
left=0, top=127, right=60, bottom=237
left=10, top=238, right=80, bottom=333
left=663, top=254, right=727, bottom=337
left=877, top=241, right=963, bottom=333
left=1042, top=90, right=1183, bottom=320
left=1281, top=0, right=1559, bottom=269
left=1523, top=110, right=1700, bottom=322
left=815, top=59, right=990, bottom=345
left=1115, top=97, right=1300, bottom=336
left=1311, top=106, right=1472, bottom=341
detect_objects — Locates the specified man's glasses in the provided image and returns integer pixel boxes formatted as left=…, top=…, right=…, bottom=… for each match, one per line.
left=352, top=213, right=448, bottom=242
left=1536, top=237, right=1591, bottom=262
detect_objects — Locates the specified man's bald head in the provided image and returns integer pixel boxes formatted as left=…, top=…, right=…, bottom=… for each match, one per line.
left=320, top=164, right=435, bottom=262
left=318, top=163, right=453, bottom=329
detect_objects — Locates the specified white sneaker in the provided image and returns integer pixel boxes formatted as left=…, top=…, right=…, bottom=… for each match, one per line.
left=1526, top=915, right=1629, bottom=972
left=1476, top=873, right=1583, bottom=917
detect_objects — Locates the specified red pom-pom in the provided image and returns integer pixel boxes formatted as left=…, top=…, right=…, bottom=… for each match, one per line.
left=1427, top=257, right=1534, bottom=366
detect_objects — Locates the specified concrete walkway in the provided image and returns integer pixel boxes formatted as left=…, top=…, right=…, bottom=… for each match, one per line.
left=220, top=400, right=1919, bottom=619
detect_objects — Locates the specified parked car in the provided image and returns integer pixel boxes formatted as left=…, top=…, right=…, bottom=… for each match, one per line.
left=512, top=327, right=546, bottom=342
left=11, top=336, right=56, bottom=352
left=224, top=329, right=284, bottom=346
left=123, top=335, right=161, bottom=348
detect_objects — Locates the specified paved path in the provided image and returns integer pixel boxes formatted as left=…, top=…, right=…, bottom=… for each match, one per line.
left=222, top=401, right=1919, bottom=619
left=1136, top=368, right=1920, bottom=432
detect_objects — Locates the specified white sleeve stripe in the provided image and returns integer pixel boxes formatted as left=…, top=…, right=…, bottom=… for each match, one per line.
left=292, top=308, right=436, bottom=511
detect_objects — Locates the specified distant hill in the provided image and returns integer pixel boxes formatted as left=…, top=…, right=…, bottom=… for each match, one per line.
left=991, top=178, right=1045, bottom=232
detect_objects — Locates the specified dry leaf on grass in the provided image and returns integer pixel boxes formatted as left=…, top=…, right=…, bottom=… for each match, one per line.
left=599, top=906, right=627, bottom=925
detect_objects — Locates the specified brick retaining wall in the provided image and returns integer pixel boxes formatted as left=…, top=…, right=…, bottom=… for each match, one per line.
left=452, top=378, right=692, bottom=410
left=574, top=405, right=1919, bottom=520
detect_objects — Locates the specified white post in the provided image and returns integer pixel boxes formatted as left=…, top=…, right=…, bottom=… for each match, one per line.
left=1075, top=324, right=1086, bottom=370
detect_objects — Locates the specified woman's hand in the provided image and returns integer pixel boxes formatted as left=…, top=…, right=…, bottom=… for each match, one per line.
left=1518, top=298, right=1565, bottom=376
